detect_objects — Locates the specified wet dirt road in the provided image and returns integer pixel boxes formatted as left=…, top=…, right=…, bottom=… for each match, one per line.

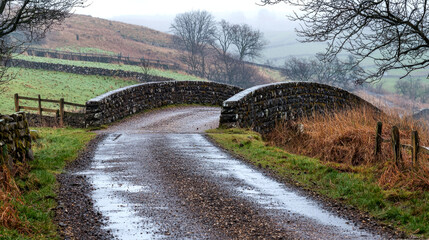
left=72, top=106, right=393, bottom=239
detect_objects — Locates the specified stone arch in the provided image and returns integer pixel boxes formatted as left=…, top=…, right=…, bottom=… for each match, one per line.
left=220, top=82, right=378, bottom=134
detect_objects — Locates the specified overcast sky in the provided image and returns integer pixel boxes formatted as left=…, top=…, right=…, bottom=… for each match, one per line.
left=77, top=0, right=290, bottom=19
left=75, top=0, right=296, bottom=32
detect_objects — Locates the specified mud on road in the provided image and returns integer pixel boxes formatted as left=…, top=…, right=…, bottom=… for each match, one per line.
left=55, top=106, right=403, bottom=239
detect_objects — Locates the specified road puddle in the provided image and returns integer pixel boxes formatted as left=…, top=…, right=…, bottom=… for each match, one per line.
left=76, top=135, right=161, bottom=240
left=79, top=132, right=383, bottom=239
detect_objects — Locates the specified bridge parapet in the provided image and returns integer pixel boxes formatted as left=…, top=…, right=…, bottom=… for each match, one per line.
left=85, top=81, right=242, bottom=127
left=220, top=82, right=378, bottom=134
left=413, top=109, right=429, bottom=122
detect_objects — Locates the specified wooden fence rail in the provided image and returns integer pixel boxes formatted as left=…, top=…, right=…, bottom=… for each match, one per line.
left=14, top=93, right=85, bottom=127
left=375, top=122, right=429, bottom=168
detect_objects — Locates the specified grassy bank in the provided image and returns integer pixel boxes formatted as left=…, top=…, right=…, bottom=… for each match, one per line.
left=208, top=128, right=429, bottom=238
left=0, top=128, right=95, bottom=239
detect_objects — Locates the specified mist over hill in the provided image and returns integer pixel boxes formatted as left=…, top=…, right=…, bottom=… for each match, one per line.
left=35, top=11, right=324, bottom=67
left=112, top=9, right=298, bottom=32
left=110, top=10, right=324, bottom=66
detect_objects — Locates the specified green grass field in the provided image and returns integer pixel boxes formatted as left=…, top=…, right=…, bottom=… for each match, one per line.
left=14, top=55, right=206, bottom=81
left=1, top=54, right=208, bottom=115
left=0, top=67, right=139, bottom=114
left=54, top=47, right=117, bottom=55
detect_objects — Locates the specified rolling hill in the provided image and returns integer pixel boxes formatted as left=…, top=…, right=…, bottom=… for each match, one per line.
left=35, top=14, right=183, bottom=66
left=31, top=13, right=427, bottom=94
left=32, top=14, right=281, bottom=85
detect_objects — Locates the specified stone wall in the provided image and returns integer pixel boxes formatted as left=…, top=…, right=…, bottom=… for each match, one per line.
left=0, top=112, right=33, bottom=171
left=10, top=59, right=174, bottom=82
left=24, top=48, right=179, bottom=70
left=85, top=81, right=243, bottom=127
left=220, top=82, right=378, bottom=134
left=26, top=112, right=86, bottom=128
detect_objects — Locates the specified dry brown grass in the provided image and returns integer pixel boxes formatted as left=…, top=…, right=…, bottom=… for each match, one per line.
left=268, top=107, right=429, bottom=190
left=0, top=165, right=29, bottom=233
left=38, top=14, right=185, bottom=66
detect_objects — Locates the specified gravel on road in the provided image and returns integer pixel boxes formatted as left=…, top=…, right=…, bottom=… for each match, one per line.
left=55, top=106, right=404, bottom=239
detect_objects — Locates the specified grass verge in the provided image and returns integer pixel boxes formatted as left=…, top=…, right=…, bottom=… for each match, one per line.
left=207, top=128, right=429, bottom=238
left=0, top=128, right=95, bottom=239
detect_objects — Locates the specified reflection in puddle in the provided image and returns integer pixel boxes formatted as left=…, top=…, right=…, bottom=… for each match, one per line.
left=78, top=133, right=380, bottom=239
left=76, top=134, right=160, bottom=240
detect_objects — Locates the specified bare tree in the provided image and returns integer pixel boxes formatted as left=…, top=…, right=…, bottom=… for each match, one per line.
left=171, top=12, right=267, bottom=86
left=314, top=55, right=365, bottom=90
left=282, top=57, right=316, bottom=82
left=210, top=20, right=267, bottom=85
left=230, top=23, right=266, bottom=61
left=395, top=77, right=429, bottom=103
left=0, top=0, right=85, bottom=92
left=282, top=54, right=364, bottom=90
left=213, top=20, right=234, bottom=58
left=170, top=10, right=216, bottom=78
left=260, top=0, right=429, bottom=83
left=0, top=41, right=14, bottom=92
left=1, top=0, right=84, bottom=42
left=209, top=20, right=234, bottom=84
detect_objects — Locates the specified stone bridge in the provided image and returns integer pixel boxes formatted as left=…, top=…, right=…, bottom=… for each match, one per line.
left=219, top=82, right=377, bottom=134
left=85, top=81, right=376, bottom=132
left=85, top=81, right=242, bottom=127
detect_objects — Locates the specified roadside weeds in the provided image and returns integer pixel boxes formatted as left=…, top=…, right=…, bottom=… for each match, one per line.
left=0, top=128, right=95, bottom=239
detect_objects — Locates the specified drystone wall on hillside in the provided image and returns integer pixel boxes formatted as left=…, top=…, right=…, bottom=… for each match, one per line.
left=11, top=59, right=173, bottom=82
left=23, top=48, right=178, bottom=69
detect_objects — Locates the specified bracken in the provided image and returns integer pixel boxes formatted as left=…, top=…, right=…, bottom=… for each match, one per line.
left=268, top=107, right=429, bottom=190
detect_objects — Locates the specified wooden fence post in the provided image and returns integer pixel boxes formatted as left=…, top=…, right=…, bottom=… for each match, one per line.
left=412, top=130, right=419, bottom=167
left=375, top=122, right=382, bottom=156
left=38, top=94, right=42, bottom=118
left=14, top=93, right=19, bottom=112
left=391, top=126, right=402, bottom=168
left=59, top=98, right=65, bottom=128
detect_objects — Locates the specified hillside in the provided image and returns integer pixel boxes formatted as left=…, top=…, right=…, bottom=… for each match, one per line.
left=32, top=14, right=281, bottom=86
left=36, top=14, right=183, bottom=65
